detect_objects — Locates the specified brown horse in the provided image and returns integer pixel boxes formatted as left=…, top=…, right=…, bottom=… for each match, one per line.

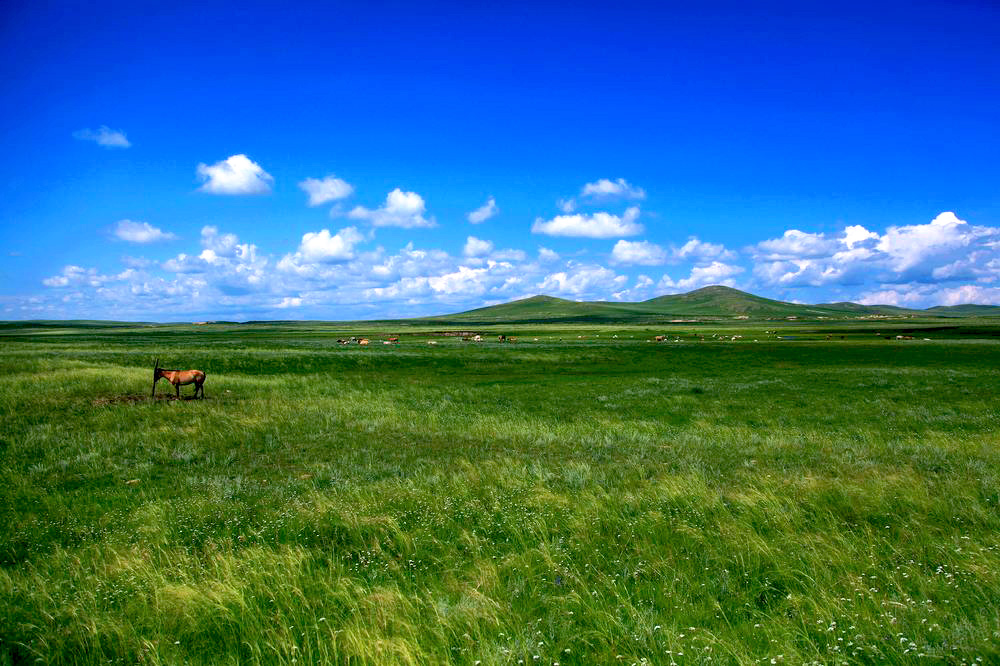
left=152, top=359, right=206, bottom=399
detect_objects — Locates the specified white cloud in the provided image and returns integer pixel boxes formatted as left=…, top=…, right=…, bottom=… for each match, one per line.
left=537, top=263, right=627, bottom=297
left=73, top=126, right=130, bottom=148
left=42, top=265, right=134, bottom=288
left=612, top=275, right=656, bottom=301
left=24, top=207, right=1000, bottom=321
left=366, top=261, right=519, bottom=303
left=112, top=220, right=176, bottom=244
left=661, top=261, right=745, bottom=291
left=843, top=224, right=879, bottom=249
left=348, top=188, right=435, bottom=228
left=161, top=253, right=205, bottom=274
left=275, top=297, right=303, bottom=308
left=611, top=239, right=667, bottom=266
left=368, top=243, right=451, bottom=281
left=298, top=227, right=365, bottom=263
left=162, top=227, right=267, bottom=296
left=581, top=178, right=646, bottom=200
left=538, top=247, right=560, bottom=263
left=859, top=283, right=1000, bottom=308
left=467, top=197, right=498, bottom=224
left=936, top=284, right=1000, bottom=305
left=532, top=206, right=643, bottom=239
left=755, top=229, right=840, bottom=261
left=196, top=154, right=274, bottom=195
left=672, top=238, right=736, bottom=263
left=464, top=236, right=494, bottom=258
left=299, top=175, right=354, bottom=206
left=200, top=226, right=242, bottom=258
left=557, top=198, right=577, bottom=213
left=753, top=212, right=1000, bottom=289
left=876, top=211, right=986, bottom=279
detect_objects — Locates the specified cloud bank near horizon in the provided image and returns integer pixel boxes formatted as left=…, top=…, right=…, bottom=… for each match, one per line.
left=16, top=202, right=1000, bottom=321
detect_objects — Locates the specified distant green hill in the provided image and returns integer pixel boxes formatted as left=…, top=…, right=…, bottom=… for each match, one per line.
left=925, top=304, right=1000, bottom=316
left=0, top=319, right=150, bottom=330
left=426, top=285, right=995, bottom=324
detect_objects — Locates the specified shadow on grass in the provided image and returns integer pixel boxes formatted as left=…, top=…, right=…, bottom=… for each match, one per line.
left=92, top=394, right=210, bottom=406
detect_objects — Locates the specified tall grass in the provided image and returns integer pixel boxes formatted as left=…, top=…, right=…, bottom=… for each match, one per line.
left=2, top=328, right=999, bottom=664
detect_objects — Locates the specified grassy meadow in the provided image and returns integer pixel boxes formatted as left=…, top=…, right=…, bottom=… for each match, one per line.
left=2, top=320, right=999, bottom=664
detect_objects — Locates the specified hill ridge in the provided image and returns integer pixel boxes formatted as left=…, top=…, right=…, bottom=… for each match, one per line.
left=426, top=286, right=1000, bottom=323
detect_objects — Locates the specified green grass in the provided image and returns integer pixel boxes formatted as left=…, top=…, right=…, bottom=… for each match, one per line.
left=2, top=322, right=999, bottom=664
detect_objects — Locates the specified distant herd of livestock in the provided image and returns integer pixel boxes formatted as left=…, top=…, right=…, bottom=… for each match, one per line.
left=151, top=331, right=931, bottom=400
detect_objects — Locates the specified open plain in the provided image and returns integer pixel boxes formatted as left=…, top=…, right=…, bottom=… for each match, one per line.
left=2, top=318, right=999, bottom=665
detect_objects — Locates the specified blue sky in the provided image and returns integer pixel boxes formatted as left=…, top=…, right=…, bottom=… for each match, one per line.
left=2, top=0, right=999, bottom=320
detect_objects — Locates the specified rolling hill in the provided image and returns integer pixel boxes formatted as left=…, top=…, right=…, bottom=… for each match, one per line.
left=425, top=285, right=1000, bottom=324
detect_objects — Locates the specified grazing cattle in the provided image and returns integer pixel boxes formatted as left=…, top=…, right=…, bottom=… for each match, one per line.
left=427, top=340, right=438, bottom=345
left=473, top=335, right=482, bottom=342
left=498, top=334, right=507, bottom=342
left=359, top=338, right=370, bottom=346
left=152, top=359, right=206, bottom=399
left=388, top=337, right=399, bottom=343
left=508, top=336, right=517, bottom=343
left=655, top=335, right=666, bottom=342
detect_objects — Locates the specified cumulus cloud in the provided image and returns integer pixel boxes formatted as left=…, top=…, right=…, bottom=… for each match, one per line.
left=73, top=126, right=130, bottom=148
left=162, top=227, right=267, bottom=296
left=112, top=220, right=177, bottom=244
left=755, top=229, right=841, bottom=261
left=672, top=238, right=736, bottom=263
left=611, top=240, right=667, bottom=266
left=299, top=175, right=354, bottom=206
left=196, top=154, right=273, bottom=195
left=298, top=227, right=365, bottom=263
left=463, top=236, right=494, bottom=258
left=366, top=261, right=519, bottom=303
left=752, top=212, right=1000, bottom=289
left=348, top=188, right=435, bottom=228
left=612, top=275, right=656, bottom=301
left=859, top=283, right=1000, bottom=308
left=661, top=261, right=745, bottom=291
left=877, top=211, right=985, bottom=278
left=581, top=178, right=646, bottom=200
left=532, top=206, right=643, bottom=238
left=467, top=197, right=498, bottom=224
left=275, top=296, right=303, bottom=308
left=200, top=226, right=243, bottom=258
left=368, top=243, right=452, bottom=281
left=537, top=263, right=627, bottom=297
left=43, top=265, right=135, bottom=288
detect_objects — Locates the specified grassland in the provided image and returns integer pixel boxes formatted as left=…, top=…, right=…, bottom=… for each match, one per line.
left=2, top=319, right=999, bottom=665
